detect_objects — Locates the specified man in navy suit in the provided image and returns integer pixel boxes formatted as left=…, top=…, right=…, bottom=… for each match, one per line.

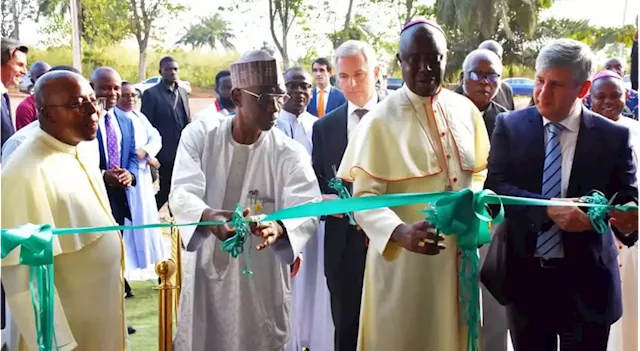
left=312, top=40, right=386, bottom=351
left=307, top=57, right=346, bottom=117
left=485, top=39, right=638, bottom=351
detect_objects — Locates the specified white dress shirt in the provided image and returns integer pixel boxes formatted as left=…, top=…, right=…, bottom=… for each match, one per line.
left=347, top=93, right=379, bottom=139
left=276, top=109, right=317, bottom=155
left=542, top=102, right=581, bottom=198
left=99, top=109, right=122, bottom=166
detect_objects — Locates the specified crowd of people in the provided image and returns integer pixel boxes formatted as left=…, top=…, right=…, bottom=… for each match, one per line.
left=0, top=16, right=639, bottom=351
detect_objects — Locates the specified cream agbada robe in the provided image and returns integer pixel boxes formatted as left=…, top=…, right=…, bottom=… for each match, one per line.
left=1, top=129, right=126, bottom=351
left=337, top=85, right=490, bottom=351
left=169, top=117, right=321, bottom=351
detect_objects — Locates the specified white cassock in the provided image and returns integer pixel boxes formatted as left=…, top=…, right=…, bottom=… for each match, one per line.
left=276, top=110, right=336, bottom=351
left=115, top=106, right=167, bottom=271
left=169, top=116, right=322, bottom=351
left=607, top=116, right=639, bottom=351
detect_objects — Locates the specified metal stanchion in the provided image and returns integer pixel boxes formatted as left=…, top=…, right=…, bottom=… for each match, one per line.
left=169, top=220, right=182, bottom=311
left=155, top=260, right=178, bottom=351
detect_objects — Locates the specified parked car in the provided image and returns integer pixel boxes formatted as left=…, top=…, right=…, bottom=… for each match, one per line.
left=503, top=77, right=534, bottom=96
left=387, top=77, right=403, bottom=90
left=132, top=76, right=192, bottom=96
left=19, top=74, right=33, bottom=94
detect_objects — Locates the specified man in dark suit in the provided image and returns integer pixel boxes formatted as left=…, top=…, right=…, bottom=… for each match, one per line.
left=0, top=36, right=28, bottom=348
left=141, top=56, right=191, bottom=211
left=485, top=38, right=638, bottom=351
left=0, top=38, right=28, bottom=149
left=455, top=40, right=515, bottom=110
left=312, top=40, right=386, bottom=351
left=307, top=57, right=346, bottom=117
left=91, top=67, right=139, bottom=334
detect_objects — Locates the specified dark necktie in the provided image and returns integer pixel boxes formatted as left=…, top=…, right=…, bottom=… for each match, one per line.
left=1, top=92, right=15, bottom=146
left=354, top=108, right=368, bottom=119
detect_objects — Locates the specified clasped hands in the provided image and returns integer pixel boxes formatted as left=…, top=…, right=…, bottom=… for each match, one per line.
left=201, top=208, right=285, bottom=251
left=103, top=166, right=134, bottom=188
left=546, top=198, right=638, bottom=233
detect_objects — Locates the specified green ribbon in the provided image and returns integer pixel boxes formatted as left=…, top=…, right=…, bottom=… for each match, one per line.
left=1, top=190, right=636, bottom=351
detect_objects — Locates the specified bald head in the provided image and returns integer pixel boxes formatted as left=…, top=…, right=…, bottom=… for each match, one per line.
left=463, top=49, right=503, bottom=74
left=90, top=66, right=122, bottom=110
left=29, top=61, right=51, bottom=84
left=478, top=40, right=504, bottom=59
left=604, top=57, right=625, bottom=78
left=284, top=67, right=310, bottom=83
left=397, top=21, right=447, bottom=97
left=90, top=66, right=121, bottom=84
left=34, top=70, right=100, bottom=145
left=34, top=71, right=85, bottom=108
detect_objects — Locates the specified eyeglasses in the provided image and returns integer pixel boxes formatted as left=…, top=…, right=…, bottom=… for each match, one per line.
left=241, top=89, right=290, bottom=107
left=40, top=97, right=106, bottom=115
left=121, top=93, right=138, bottom=99
left=285, top=82, right=313, bottom=91
left=468, top=71, right=501, bottom=83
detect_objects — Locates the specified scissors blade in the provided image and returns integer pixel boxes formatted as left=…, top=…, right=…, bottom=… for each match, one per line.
left=608, top=192, right=618, bottom=206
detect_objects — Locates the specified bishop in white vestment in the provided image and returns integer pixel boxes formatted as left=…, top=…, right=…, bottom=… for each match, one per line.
left=169, top=51, right=321, bottom=351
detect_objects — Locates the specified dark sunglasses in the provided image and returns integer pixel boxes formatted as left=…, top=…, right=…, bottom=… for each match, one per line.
left=468, top=71, right=500, bottom=83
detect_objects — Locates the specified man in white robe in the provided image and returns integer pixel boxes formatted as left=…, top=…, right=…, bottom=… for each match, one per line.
left=169, top=50, right=321, bottom=351
left=1, top=71, right=126, bottom=351
left=276, top=67, right=335, bottom=351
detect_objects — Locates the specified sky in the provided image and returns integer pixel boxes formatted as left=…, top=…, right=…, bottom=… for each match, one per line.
left=16, top=0, right=639, bottom=61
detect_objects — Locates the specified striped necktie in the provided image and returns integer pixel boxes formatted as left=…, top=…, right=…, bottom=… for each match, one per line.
left=536, top=122, right=565, bottom=259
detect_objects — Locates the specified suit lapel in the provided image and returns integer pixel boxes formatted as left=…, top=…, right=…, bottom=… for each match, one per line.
left=96, top=124, right=107, bottom=169
left=329, top=103, right=349, bottom=177
left=527, top=109, right=546, bottom=193
left=180, top=88, right=190, bottom=119
left=567, top=109, right=596, bottom=197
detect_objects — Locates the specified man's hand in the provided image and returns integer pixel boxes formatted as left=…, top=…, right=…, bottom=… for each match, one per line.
left=390, top=221, right=446, bottom=255
left=249, top=219, right=285, bottom=251
left=135, top=148, right=148, bottom=161
left=290, top=257, right=302, bottom=278
left=546, top=198, right=592, bottom=232
left=148, top=158, right=160, bottom=169
left=103, top=167, right=132, bottom=188
left=610, top=208, right=638, bottom=234
left=201, top=208, right=249, bottom=242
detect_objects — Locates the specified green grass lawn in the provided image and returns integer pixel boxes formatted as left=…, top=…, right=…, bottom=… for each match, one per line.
left=126, top=280, right=161, bottom=351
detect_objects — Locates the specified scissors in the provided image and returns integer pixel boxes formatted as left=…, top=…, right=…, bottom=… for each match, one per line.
left=608, top=192, right=618, bottom=208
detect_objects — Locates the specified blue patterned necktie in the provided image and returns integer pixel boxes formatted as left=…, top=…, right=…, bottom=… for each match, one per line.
left=536, top=122, right=565, bottom=258
left=104, top=113, right=120, bottom=169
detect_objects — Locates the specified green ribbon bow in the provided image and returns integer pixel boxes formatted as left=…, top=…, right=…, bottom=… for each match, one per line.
left=1, top=189, right=636, bottom=351
left=327, top=177, right=356, bottom=225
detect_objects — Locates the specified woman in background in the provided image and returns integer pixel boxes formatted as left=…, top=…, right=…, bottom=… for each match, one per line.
left=115, top=81, right=167, bottom=278
left=589, top=70, right=638, bottom=351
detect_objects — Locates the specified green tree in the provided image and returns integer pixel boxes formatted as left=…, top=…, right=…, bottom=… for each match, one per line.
left=1, top=0, right=37, bottom=39
left=436, top=0, right=554, bottom=38
left=176, top=13, right=236, bottom=51
left=37, top=0, right=132, bottom=46
left=268, top=0, right=308, bottom=68
left=129, top=0, right=186, bottom=80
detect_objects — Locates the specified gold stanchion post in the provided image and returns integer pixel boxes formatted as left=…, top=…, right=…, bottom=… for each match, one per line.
left=155, top=259, right=178, bottom=351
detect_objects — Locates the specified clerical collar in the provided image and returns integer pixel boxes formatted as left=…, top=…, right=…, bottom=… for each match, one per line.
left=34, top=127, right=79, bottom=155
left=402, top=84, right=441, bottom=106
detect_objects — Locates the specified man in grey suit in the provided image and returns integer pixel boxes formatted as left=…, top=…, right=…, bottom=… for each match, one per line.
left=141, top=56, right=191, bottom=212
